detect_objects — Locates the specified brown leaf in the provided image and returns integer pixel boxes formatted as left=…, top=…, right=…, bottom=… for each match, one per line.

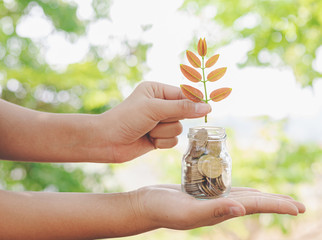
left=186, top=50, right=201, bottom=68
left=205, top=54, right=219, bottom=68
left=207, top=67, right=227, bottom=82
left=180, top=64, right=202, bottom=82
left=210, top=88, right=232, bottom=102
left=197, top=38, right=207, bottom=57
left=180, top=84, right=204, bottom=102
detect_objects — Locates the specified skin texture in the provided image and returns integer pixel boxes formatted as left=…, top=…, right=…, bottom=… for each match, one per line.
left=0, top=185, right=305, bottom=240
left=0, top=81, right=306, bottom=239
left=0, top=81, right=211, bottom=163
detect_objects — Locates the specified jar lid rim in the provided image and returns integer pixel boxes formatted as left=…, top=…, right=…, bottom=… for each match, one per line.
left=188, top=126, right=226, bottom=140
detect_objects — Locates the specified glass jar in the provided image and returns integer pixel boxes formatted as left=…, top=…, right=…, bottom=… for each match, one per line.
left=182, top=126, right=232, bottom=199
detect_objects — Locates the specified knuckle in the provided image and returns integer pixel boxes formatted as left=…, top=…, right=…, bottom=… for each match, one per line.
left=154, top=138, right=178, bottom=149
left=138, top=81, right=152, bottom=89
left=153, top=138, right=161, bottom=148
left=139, top=81, right=161, bottom=95
left=174, top=122, right=183, bottom=135
left=135, top=81, right=155, bottom=97
left=213, top=207, right=227, bottom=218
left=178, top=100, right=195, bottom=113
left=145, top=99, right=163, bottom=121
left=171, top=137, right=179, bottom=147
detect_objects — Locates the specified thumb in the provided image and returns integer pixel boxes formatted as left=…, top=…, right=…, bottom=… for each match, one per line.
left=193, top=198, right=246, bottom=219
left=150, top=98, right=212, bottom=121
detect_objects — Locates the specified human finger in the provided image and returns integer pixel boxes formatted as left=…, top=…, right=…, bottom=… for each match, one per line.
left=144, top=81, right=187, bottom=100
left=160, top=115, right=208, bottom=123
left=149, top=122, right=183, bottom=139
left=148, top=98, right=211, bottom=121
left=230, top=187, right=261, bottom=193
left=234, top=196, right=300, bottom=216
left=230, top=192, right=305, bottom=213
left=189, top=198, right=246, bottom=222
left=149, top=184, right=182, bottom=191
left=229, top=190, right=294, bottom=200
left=167, top=198, right=246, bottom=230
left=151, top=137, right=178, bottom=149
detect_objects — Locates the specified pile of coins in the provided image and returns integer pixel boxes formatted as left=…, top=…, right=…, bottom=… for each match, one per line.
left=183, top=128, right=229, bottom=198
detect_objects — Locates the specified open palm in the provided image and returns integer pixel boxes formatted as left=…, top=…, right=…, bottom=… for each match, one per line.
left=134, top=184, right=305, bottom=230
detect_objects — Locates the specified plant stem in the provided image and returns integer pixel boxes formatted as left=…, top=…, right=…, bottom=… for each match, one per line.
left=201, top=56, right=208, bottom=123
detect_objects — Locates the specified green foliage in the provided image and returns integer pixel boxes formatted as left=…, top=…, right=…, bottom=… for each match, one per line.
left=182, top=0, right=322, bottom=86
left=0, top=0, right=150, bottom=192
left=0, top=0, right=150, bottom=113
left=231, top=119, right=322, bottom=193
left=1, top=161, right=86, bottom=192
left=1, top=1, right=321, bottom=238
left=229, top=118, right=322, bottom=235
left=0, top=160, right=120, bottom=193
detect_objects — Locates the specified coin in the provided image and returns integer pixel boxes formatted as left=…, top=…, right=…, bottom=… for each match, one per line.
left=215, top=176, right=226, bottom=191
left=206, top=141, right=222, bottom=156
left=184, top=160, right=204, bottom=184
left=197, top=154, right=208, bottom=175
left=189, top=141, right=205, bottom=158
left=199, top=182, right=212, bottom=196
left=194, top=128, right=208, bottom=148
left=183, top=127, right=231, bottom=199
left=201, top=156, right=223, bottom=178
left=206, top=177, right=223, bottom=195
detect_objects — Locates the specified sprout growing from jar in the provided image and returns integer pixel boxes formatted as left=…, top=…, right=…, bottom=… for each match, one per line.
left=180, top=38, right=232, bottom=123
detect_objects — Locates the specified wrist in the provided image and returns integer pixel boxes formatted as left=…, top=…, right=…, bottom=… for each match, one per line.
left=127, top=188, right=160, bottom=231
left=95, top=109, right=121, bottom=163
left=52, top=112, right=114, bottom=163
left=86, top=111, right=116, bottom=163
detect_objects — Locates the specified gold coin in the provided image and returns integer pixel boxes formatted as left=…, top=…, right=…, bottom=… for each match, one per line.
left=197, top=155, right=209, bottom=175
left=204, top=183, right=216, bottom=196
left=184, top=165, right=204, bottom=184
left=199, top=182, right=212, bottom=196
left=194, top=128, right=208, bottom=148
left=206, top=141, right=222, bottom=156
left=189, top=141, right=205, bottom=158
left=206, top=177, right=223, bottom=195
left=201, top=156, right=223, bottom=178
left=215, top=176, right=226, bottom=191
left=195, top=128, right=208, bottom=141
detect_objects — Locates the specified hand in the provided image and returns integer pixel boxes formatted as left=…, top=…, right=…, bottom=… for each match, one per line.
left=0, top=82, right=210, bottom=163
left=102, top=81, right=211, bottom=163
left=130, top=184, right=306, bottom=230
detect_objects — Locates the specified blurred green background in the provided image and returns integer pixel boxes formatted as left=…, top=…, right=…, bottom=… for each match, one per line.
left=1, top=0, right=322, bottom=239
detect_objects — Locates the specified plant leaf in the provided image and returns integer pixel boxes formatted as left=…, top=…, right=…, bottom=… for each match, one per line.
left=180, top=84, right=204, bottom=102
left=205, top=54, right=219, bottom=68
left=202, top=38, right=207, bottom=56
left=180, top=64, right=202, bottom=82
left=186, top=50, right=201, bottom=68
left=197, top=38, right=207, bottom=57
left=210, top=88, right=232, bottom=102
left=207, top=67, right=227, bottom=82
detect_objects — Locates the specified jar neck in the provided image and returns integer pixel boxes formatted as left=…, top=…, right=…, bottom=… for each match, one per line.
left=188, top=126, right=226, bottom=141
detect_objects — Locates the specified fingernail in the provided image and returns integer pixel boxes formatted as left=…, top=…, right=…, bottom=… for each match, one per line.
left=229, top=207, right=243, bottom=216
left=195, top=103, right=211, bottom=114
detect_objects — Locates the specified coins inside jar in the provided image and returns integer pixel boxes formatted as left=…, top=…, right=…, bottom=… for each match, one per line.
left=197, top=155, right=223, bottom=178
left=183, top=128, right=228, bottom=198
left=206, top=141, right=222, bottom=156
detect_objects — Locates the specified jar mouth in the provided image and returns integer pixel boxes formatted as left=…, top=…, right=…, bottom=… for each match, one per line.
left=188, top=126, right=226, bottom=141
